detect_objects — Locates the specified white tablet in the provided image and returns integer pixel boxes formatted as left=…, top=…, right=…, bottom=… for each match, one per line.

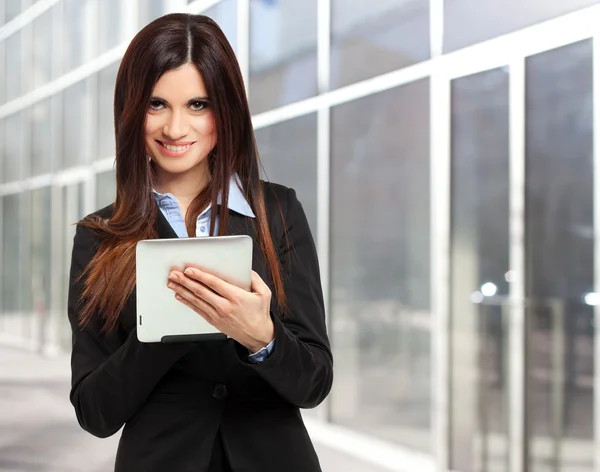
left=135, top=235, right=253, bottom=343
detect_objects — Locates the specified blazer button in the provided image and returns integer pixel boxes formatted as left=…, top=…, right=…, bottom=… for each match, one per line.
left=213, top=383, right=227, bottom=400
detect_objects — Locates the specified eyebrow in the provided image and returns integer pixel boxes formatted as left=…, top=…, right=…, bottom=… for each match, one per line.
left=150, top=96, right=210, bottom=103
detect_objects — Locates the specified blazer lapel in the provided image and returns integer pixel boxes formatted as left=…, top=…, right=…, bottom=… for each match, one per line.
left=225, top=210, right=254, bottom=238
left=156, top=204, right=179, bottom=239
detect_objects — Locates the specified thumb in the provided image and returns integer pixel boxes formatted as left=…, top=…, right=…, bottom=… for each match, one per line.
left=251, top=270, right=271, bottom=297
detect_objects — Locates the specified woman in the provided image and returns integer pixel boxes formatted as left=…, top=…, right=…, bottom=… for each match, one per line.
left=68, top=13, right=332, bottom=472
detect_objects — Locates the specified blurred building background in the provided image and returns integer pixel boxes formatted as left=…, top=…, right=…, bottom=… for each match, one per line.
left=0, top=0, right=599, bottom=471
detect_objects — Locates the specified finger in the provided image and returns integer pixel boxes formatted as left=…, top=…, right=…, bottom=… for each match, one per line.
left=174, top=292, right=214, bottom=323
left=171, top=281, right=218, bottom=321
left=251, top=271, right=271, bottom=297
left=172, top=272, right=226, bottom=312
left=183, top=267, right=243, bottom=299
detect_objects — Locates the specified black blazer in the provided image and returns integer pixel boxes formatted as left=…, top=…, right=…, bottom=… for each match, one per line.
left=67, top=182, right=333, bottom=472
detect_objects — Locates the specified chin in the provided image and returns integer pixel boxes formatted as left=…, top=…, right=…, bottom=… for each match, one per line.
left=154, top=155, right=208, bottom=175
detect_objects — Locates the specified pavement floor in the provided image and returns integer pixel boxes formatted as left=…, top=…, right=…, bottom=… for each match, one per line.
left=0, top=344, right=389, bottom=472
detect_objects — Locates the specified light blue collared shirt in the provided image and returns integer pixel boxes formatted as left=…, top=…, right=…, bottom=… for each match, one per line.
left=153, top=174, right=275, bottom=363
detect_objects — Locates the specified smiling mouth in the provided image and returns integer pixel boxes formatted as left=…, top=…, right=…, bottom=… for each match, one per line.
left=157, top=140, right=195, bottom=152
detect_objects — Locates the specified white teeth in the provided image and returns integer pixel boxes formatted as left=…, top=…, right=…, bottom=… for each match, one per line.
left=163, top=143, right=190, bottom=152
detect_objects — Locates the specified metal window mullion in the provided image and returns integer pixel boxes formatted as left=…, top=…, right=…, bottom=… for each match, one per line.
left=123, top=0, right=139, bottom=40
left=0, top=195, right=3, bottom=331
left=508, top=56, right=527, bottom=472
left=317, top=0, right=330, bottom=94
left=316, top=104, right=330, bottom=424
left=429, top=0, right=444, bottom=59
left=84, top=0, right=98, bottom=63
left=429, top=1, right=447, bottom=467
left=593, top=22, right=600, bottom=472
left=315, top=0, right=331, bottom=425
left=430, top=59, right=451, bottom=472
left=0, top=0, right=62, bottom=42
left=186, top=0, right=221, bottom=13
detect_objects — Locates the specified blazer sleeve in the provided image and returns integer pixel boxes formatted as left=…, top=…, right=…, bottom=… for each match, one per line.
left=68, top=224, right=194, bottom=438
left=234, top=187, right=334, bottom=409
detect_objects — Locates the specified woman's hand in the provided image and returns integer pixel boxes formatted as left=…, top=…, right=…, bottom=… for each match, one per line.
left=166, top=268, right=274, bottom=353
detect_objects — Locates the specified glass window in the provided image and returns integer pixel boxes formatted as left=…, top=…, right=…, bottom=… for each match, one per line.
left=0, top=119, right=4, bottom=183
left=2, top=194, right=21, bottom=315
left=5, top=31, right=21, bottom=102
left=58, top=182, right=86, bottom=351
left=525, top=39, right=594, bottom=472
left=254, top=113, right=318, bottom=242
left=31, top=99, right=53, bottom=176
left=0, top=41, right=6, bottom=105
left=31, top=9, right=53, bottom=89
left=450, top=67, right=510, bottom=472
left=329, top=79, right=431, bottom=450
left=331, top=0, right=430, bottom=89
left=98, top=0, right=124, bottom=55
left=63, top=0, right=89, bottom=72
left=98, top=62, right=119, bottom=160
left=62, top=80, right=93, bottom=169
left=203, top=0, right=238, bottom=56
left=139, top=0, right=167, bottom=29
left=5, top=0, right=21, bottom=23
left=96, top=169, right=116, bottom=209
left=249, top=0, right=317, bottom=114
left=30, top=187, right=52, bottom=347
left=444, top=0, right=598, bottom=53
left=3, top=112, right=23, bottom=183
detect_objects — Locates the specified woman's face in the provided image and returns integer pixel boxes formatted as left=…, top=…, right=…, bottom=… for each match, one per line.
left=145, top=63, right=216, bottom=179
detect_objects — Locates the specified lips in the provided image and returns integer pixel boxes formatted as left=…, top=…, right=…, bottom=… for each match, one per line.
left=156, top=140, right=196, bottom=157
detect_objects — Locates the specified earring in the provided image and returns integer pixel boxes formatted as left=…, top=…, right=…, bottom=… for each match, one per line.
left=147, top=154, right=152, bottom=162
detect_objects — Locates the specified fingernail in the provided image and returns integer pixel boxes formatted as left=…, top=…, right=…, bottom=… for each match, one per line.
left=167, top=281, right=173, bottom=288
left=168, top=273, right=177, bottom=281
left=184, top=268, right=194, bottom=276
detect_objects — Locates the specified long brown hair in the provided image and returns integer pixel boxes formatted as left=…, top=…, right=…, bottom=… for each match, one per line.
left=78, top=14, right=286, bottom=332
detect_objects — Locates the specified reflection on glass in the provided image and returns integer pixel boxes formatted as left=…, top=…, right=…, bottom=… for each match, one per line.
left=204, top=0, right=238, bottom=55
left=450, top=68, right=510, bottom=472
left=96, top=170, right=117, bottom=209
left=62, top=80, right=92, bottom=169
left=31, top=100, right=53, bottom=176
left=249, top=0, right=317, bottom=113
left=254, top=113, right=318, bottom=244
left=5, top=1, right=21, bottom=23
left=526, top=39, right=594, bottom=472
left=444, top=0, right=597, bottom=52
left=0, top=42, right=5, bottom=105
left=5, top=32, right=21, bottom=102
left=98, top=0, right=123, bottom=54
left=31, top=9, right=53, bottom=89
left=139, top=0, right=167, bottom=29
left=98, top=63, right=119, bottom=160
left=29, top=188, right=52, bottom=348
left=63, top=0, right=89, bottom=72
left=2, top=195, right=21, bottom=319
left=330, top=79, right=431, bottom=450
left=0, top=120, right=4, bottom=182
left=4, top=112, right=22, bottom=183
left=59, top=183, right=86, bottom=351
left=331, top=0, right=430, bottom=89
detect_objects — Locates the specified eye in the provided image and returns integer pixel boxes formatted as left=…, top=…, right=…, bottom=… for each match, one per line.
left=149, top=100, right=165, bottom=110
left=190, top=100, right=208, bottom=111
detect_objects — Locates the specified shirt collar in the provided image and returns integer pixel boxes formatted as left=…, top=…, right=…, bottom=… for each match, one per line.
left=152, top=173, right=255, bottom=218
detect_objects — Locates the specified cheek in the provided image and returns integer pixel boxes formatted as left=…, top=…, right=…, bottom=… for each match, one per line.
left=145, top=115, right=162, bottom=139
left=194, top=115, right=217, bottom=142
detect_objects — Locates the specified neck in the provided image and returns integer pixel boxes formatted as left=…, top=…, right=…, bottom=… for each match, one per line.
left=154, top=162, right=210, bottom=211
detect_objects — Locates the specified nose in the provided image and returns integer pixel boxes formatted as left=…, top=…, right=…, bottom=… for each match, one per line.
left=163, top=109, right=189, bottom=140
